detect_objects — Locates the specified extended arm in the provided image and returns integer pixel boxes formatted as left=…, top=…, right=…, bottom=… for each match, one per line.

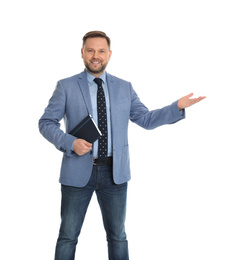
left=129, top=85, right=205, bottom=130
left=129, top=85, right=185, bottom=130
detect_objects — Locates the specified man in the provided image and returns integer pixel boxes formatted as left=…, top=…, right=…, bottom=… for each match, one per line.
left=39, top=31, right=205, bottom=260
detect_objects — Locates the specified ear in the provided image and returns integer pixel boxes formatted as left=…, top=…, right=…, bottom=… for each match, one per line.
left=108, top=50, right=112, bottom=60
left=81, top=48, right=84, bottom=58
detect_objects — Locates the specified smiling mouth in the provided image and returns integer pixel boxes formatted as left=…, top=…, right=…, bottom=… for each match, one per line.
left=90, top=60, right=101, bottom=65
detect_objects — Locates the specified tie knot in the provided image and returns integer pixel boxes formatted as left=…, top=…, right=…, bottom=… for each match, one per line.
left=94, top=78, right=103, bottom=86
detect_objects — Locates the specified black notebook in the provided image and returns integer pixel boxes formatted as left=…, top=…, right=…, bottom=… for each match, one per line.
left=69, top=114, right=102, bottom=143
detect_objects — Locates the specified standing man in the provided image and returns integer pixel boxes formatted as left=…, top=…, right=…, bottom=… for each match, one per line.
left=39, top=31, right=205, bottom=260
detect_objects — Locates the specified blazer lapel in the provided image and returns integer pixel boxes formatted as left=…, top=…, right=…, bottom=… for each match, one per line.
left=77, top=71, right=93, bottom=116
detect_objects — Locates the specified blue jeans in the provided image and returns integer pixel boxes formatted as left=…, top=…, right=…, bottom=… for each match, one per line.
left=55, top=164, right=129, bottom=260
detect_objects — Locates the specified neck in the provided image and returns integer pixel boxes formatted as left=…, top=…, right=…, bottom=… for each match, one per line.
left=86, top=69, right=105, bottom=78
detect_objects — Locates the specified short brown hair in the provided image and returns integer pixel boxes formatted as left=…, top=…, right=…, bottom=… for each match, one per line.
left=82, top=31, right=111, bottom=49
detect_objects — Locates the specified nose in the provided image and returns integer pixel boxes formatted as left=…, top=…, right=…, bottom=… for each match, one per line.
left=92, top=51, right=99, bottom=59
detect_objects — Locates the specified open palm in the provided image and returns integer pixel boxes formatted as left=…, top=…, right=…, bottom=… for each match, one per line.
left=177, top=93, right=206, bottom=110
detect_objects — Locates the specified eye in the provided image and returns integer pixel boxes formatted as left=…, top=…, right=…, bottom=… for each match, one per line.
left=100, top=50, right=105, bottom=53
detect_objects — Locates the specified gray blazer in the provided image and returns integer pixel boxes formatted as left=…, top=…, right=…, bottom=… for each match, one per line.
left=39, top=71, right=185, bottom=187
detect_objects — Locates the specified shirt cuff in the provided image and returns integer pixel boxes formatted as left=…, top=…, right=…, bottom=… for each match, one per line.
left=71, top=139, right=76, bottom=151
left=179, top=109, right=184, bottom=116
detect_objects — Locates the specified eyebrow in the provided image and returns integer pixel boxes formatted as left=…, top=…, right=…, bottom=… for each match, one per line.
left=87, top=48, right=107, bottom=51
left=87, top=47, right=107, bottom=51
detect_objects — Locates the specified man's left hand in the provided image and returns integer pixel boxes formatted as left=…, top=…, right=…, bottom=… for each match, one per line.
left=177, top=93, right=206, bottom=110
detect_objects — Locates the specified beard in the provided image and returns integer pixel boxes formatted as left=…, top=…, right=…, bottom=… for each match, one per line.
left=84, top=60, right=108, bottom=75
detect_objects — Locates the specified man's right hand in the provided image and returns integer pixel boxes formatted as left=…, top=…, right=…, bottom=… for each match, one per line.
left=73, top=139, right=92, bottom=156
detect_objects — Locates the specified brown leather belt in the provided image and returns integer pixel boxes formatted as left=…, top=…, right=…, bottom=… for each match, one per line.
left=93, top=157, right=113, bottom=166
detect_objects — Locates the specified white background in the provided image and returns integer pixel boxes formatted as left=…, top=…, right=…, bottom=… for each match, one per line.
left=1, top=0, right=231, bottom=259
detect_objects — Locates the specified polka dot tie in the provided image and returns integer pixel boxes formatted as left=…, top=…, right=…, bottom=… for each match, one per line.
left=94, top=78, right=108, bottom=160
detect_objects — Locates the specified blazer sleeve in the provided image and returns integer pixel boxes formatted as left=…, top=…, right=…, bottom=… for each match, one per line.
left=38, top=81, right=76, bottom=156
left=129, top=83, right=185, bottom=130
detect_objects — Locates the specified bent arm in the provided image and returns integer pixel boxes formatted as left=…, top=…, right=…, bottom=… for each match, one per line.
left=38, top=82, right=76, bottom=156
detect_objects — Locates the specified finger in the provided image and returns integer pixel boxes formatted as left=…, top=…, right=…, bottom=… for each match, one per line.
left=200, top=96, right=206, bottom=100
left=195, top=96, right=206, bottom=103
left=81, top=139, right=92, bottom=147
left=80, top=146, right=92, bottom=155
left=186, top=93, right=194, bottom=98
left=190, top=96, right=206, bottom=105
left=84, top=142, right=92, bottom=148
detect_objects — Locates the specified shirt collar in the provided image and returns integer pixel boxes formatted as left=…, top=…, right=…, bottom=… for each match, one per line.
left=85, top=69, right=107, bottom=85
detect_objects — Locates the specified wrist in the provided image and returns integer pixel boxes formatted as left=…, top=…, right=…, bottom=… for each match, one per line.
left=177, top=101, right=183, bottom=110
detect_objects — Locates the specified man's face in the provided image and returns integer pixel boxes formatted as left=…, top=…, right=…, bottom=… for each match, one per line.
left=81, top=37, right=112, bottom=77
